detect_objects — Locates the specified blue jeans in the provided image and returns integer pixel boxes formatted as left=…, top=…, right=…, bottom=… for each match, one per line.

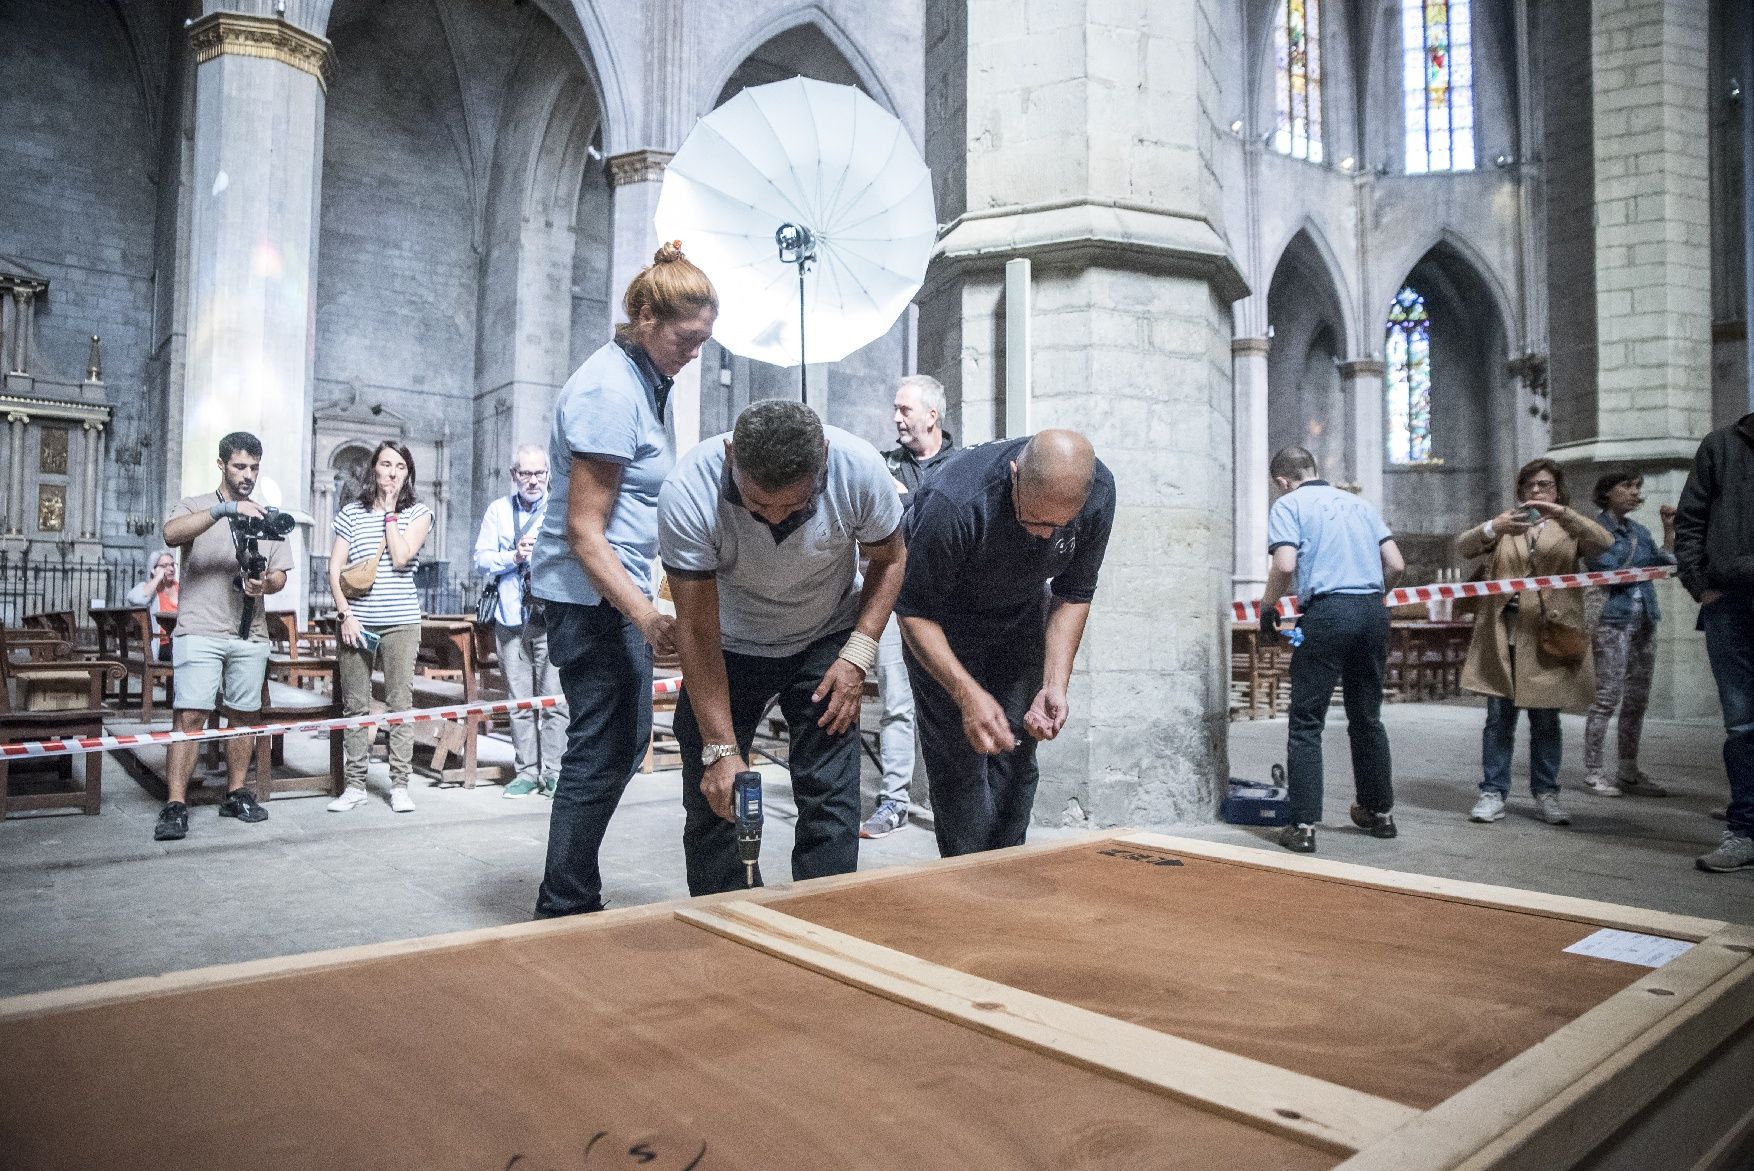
left=535, top=600, right=652, bottom=917
left=1284, top=593, right=1393, bottom=825
left=1481, top=680, right=1562, bottom=797
left=1701, top=595, right=1754, bottom=836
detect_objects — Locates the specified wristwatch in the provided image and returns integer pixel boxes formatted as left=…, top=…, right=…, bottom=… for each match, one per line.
left=700, top=742, right=739, bottom=768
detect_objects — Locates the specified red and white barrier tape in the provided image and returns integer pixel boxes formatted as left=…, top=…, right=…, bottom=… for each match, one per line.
left=1231, top=565, right=1676, bottom=622
left=0, top=675, right=686, bottom=762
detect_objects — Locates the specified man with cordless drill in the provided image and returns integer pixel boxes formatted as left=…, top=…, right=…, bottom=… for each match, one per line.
left=660, top=400, right=905, bottom=895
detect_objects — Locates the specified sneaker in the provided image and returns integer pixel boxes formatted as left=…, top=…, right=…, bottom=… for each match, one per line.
left=1469, top=791, right=1506, bottom=823
left=1616, top=769, right=1669, bottom=797
left=1695, top=831, right=1754, bottom=873
left=539, top=772, right=560, bottom=797
left=1582, top=774, right=1622, bottom=797
left=153, top=801, right=189, bottom=842
left=859, top=799, right=908, bottom=839
left=1349, top=803, right=1397, bottom=839
left=390, top=786, right=415, bottom=814
left=502, top=776, right=541, bottom=799
left=1535, top=792, right=1571, bottom=826
left=219, top=788, right=269, bottom=823
left=1277, top=823, right=1316, bottom=853
left=327, top=786, right=369, bottom=813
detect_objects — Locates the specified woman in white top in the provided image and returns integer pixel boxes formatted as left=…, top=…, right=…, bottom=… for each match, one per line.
left=326, top=441, right=433, bottom=813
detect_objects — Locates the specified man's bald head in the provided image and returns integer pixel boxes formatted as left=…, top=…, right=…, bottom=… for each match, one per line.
left=1011, top=429, right=1095, bottom=537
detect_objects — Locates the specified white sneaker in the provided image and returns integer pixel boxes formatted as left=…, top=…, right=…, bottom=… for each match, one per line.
left=327, top=786, right=368, bottom=813
left=390, top=786, right=415, bottom=814
left=1535, top=792, right=1571, bottom=826
left=1582, top=774, right=1622, bottom=797
left=1469, top=791, right=1506, bottom=822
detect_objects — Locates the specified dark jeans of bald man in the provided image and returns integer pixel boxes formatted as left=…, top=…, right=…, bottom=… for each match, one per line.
left=1285, top=592, right=1394, bottom=825
left=674, top=627, right=863, bottom=896
left=905, top=625, right=1045, bottom=857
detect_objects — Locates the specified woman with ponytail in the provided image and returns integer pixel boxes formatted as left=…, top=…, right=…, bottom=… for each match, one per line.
left=528, top=243, right=718, bottom=916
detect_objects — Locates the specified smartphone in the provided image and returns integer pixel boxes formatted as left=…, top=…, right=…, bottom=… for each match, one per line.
left=359, top=629, right=382, bottom=655
left=1520, top=505, right=1543, bottom=524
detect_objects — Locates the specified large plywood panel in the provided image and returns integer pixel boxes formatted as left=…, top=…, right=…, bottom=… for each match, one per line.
left=0, top=915, right=1336, bottom=1171
left=770, top=840, right=1657, bottom=1109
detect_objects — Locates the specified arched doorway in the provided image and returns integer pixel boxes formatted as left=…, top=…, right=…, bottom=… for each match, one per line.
left=1266, top=229, right=1354, bottom=486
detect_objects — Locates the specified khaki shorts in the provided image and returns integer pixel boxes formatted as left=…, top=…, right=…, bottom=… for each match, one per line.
left=172, top=634, right=269, bottom=713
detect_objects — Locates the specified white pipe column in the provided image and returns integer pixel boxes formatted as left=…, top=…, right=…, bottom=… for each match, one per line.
left=178, top=13, right=329, bottom=605
left=1004, top=257, right=1032, bottom=437
left=1231, top=337, right=1270, bottom=599
left=1340, top=359, right=1385, bottom=506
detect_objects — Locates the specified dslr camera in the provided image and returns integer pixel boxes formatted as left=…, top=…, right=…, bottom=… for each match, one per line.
left=228, top=507, right=295, bottom=637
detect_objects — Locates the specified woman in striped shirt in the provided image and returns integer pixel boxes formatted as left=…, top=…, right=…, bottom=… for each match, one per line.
left=326, top=441, right=433, bottom=814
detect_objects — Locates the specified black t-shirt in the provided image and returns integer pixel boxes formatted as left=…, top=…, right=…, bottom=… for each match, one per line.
left=895, top=437, right=1116, bottom=639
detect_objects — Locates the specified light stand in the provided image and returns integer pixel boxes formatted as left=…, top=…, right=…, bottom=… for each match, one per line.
left=775, top=223, right=817, bottom=408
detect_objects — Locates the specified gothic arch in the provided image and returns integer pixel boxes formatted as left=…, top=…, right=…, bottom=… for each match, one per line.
left=1381, top=228, right=1519, bottom=357
left=1266, top=220, right=1357, bottom=351
left=1267, top=229, right=1355, bottom=483
left=704, top=5, right=900, bottom=116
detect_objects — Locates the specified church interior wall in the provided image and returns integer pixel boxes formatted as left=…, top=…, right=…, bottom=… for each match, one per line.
left=1536, top=0, right=1599, bottom=449
left=0, top=0, right=167, bottom=550
left=1707, top=0, right=1749, bottom=427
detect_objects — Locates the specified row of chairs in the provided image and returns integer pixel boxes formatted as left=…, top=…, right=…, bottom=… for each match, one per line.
left=1229, top=615, right=1474, bottom=720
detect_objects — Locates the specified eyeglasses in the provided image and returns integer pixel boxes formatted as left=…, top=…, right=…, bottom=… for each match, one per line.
left=1524, top=479, right=1558, bottom=490
left=511, top=470, right=549, bottom=481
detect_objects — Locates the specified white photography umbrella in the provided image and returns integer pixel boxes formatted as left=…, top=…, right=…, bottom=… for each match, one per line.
left=655, top=76, right=936, bottom=401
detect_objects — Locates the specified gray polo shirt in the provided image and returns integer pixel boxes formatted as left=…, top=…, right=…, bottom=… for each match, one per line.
left=659, top=426, right=903, bottom=657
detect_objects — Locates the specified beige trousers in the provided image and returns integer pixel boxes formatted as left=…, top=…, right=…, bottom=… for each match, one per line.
left=336, top=622, right=422, bottom=789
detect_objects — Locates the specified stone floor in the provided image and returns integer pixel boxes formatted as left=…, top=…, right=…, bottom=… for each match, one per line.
left=1, top=698, right=1747, bottom=999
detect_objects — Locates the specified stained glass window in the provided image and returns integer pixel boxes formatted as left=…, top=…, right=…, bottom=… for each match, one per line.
left=1402, top=0, right=1474, bottom=173
left=1272, top=0, right=1323, bottom=163
left=1385, top=286, right=1432, bottom=464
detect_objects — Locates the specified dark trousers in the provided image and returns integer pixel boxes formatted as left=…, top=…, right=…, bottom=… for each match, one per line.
left=535, top=600, right=652, bottom=918
left=1285, top=593, right=1393, bottom=825
left=674, top=628, right=862, bottom=896
left=1701, top=595, right=1754, bottom=837
left=905, top=628, right=1045, bottom=857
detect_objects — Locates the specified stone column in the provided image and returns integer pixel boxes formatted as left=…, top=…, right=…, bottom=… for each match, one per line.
left=1232, top=338, right=1270, bottom=599
left=5, top=414, right=26, bottom=537
left=923, top=0, right=1248, bottom=829
left=80, top=422, right=102, bottom=541
left=1548, top=0, right=1712, bottom=719
left=1339, top=359, right=1386, bottom=507
left=177, top=12, right=329, bottom=590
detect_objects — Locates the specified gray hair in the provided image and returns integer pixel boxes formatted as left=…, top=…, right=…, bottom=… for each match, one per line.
left=151, top=547, right=176, bottom=569
left=732, top=400, right=826, bottom=492
left=509, top=444, right=548, bottom=471
left=897, top=373, right=946, bottom=421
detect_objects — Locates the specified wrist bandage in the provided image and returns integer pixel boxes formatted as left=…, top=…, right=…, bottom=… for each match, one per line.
left=837, top=630, right=879, bottom=674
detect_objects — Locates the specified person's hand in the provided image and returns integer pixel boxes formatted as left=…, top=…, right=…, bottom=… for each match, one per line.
left=242, top=577, right=266, bottom=597
left=893, top=477, right=909, bottom=495
left=1023, top=684, right=1068, bottom=741
left=1491, top=507, right=1531, bottom=535
left=957, top=684, right=1017, bottom=754
left=700, top=753, right=745, bottom=822
left=339, top=614, right=366, bottom=648
left=1522, top=499, right=1565, bottom=520
left=812, top=658, right=865, bottom=735
left=1702, top=589, right=1725, bottom=606
left=636, top=609, right=676, bottom=656
left=514, top=535, right=535, bottom=565
left=235, top=500, right=267, bottom=521
left=1258, top=605, right=1280, bottom=642
left=1660, top=504, right=1677, bottom=535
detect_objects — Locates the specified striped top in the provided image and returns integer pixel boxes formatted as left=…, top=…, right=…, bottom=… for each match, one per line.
left=334, top=501, right=432, bottom=627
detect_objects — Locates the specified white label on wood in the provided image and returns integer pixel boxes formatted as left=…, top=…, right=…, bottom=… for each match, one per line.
left=1563, top=928, right=1695, bottom=968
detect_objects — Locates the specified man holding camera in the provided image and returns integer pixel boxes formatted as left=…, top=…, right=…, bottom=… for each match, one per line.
left=152, top=431, right=292, bottom=842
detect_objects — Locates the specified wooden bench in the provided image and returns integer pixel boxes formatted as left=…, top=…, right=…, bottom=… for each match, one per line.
left=0, top=649, right=124, bottom=818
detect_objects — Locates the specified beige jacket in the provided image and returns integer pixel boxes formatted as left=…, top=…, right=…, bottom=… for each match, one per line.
left=1457, top=507, right=1613, bottom=712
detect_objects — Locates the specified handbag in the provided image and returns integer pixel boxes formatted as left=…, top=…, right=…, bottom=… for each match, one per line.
left=338, top=528, right=388, bottom=600
left=1536, top=588, right=1591, bottom=665
left=474, top=496, right=541, bottom=627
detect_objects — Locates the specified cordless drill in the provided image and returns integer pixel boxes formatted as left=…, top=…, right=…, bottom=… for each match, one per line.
left=733, top=770, right=763, bottom=888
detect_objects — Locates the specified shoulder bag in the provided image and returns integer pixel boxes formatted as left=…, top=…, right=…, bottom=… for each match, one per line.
left=338, top=514, right=388, bottom=601
left=1535, top=526, right=1591, bottom=665
left=474, top=497, right=540, bottom=627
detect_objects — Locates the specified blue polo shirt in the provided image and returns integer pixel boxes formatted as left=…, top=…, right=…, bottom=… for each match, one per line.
left=531, top=339, right=674, bottom=606
left=1267, top=480, right=1393, bottom=603
left=895, top=437, right=1116, bottom=640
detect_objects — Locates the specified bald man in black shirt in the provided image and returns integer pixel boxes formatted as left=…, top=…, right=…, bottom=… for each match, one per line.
left=895, top=430, right=1116, bottom=856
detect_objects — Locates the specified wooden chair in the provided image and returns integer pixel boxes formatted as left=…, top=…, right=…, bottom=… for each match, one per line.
left=23, top=610, right=78, bottom=645
left=265, top=610, right=339, bottom=691
left=230, top=672, right=344, bottom=799
left=123, top=608, right=175, bottom=719
left=644, top=649, right=684, bottom=773
left=0, top=651, right=124, bottom=817
left=399, top=618, right=511, bottom=788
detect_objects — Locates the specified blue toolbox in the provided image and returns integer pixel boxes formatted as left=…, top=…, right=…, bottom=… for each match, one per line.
left=1222, top=764, right=1292, bottom=826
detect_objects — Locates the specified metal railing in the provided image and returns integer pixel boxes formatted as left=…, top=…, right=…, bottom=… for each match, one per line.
left=0, top=551, right=147, bottom=630
left=307, top=557, right=470, bottom=619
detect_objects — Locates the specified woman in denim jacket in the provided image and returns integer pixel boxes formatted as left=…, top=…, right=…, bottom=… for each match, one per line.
left=1582, top=469, right=1677, bottom=797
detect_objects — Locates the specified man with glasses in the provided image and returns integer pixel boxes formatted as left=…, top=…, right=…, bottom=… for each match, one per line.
left=473, top=445, right=564, bottom=797
left=893, top=430, right=1115, bottom=857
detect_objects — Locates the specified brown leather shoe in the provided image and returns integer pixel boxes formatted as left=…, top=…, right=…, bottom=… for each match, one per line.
left=1349, top=803, right=1397, bottom=839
